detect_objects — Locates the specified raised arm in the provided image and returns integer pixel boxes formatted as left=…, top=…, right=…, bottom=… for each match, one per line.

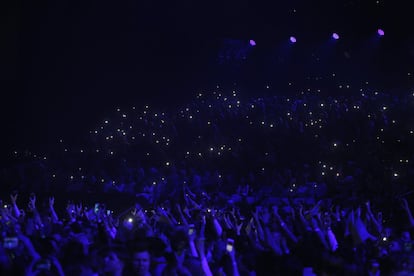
left=196, top=232, right=213, bottom=276
left=188, top=222, right=199, bottom=258
left=252, top=206, right=265, bottom=241
left=176, top=203, right=189, bottom=226
left=364, top=201, right=382, bottom=234
left=48, top=196, right=60, bottom=223
left=210, top=208, right=223, bottom=237
left=401, top=198, right=414, bottom=227
left=16, top=227, right=41, bottom=261
left=10, top=192, right=21, bottom=219
left=272, top=206, right=298, bottom=244
left=310, top=214, right=330, bottom=250
left=28, top=193, right=44, bottom=229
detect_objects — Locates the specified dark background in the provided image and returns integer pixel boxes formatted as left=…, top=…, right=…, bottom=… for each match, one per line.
left=1, top=0, right=413, bottom=166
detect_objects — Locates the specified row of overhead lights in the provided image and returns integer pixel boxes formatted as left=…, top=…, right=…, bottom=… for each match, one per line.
left=249, top=28, right=385, bottom=45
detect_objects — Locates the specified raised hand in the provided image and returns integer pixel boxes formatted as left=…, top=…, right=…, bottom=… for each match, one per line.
left=298, top=204, right=305, bottom=216
left=183, top=206, right=191, bottom=218
left=260, top=209, right=271, bottom=225
left=236, top=221, right=244, bottom=236
left=310, top=200, right=322, bottom=216
left=184, top=186, right=196, bottom=198
left=208, top=207, right=217, bottom=218
left=131, top=207, right=137, bottom=216
left=10, top=193, right=18, bottom=205
left=195, top=235, right=207, bottom=257
left=76, top=203, right=83, bottom=216
left=66, top=201, right=76, bottom=220
left=311, top=217, right=320, bottom=230
left=188, top=225, right=197, bottom=242
left=9, top=192, right=21, bottom=218
left=253, top=206, right=261, bottom=219
left=323, top=212, right=332, bottom=228
left=28, top=193, right=36, bottom=211
left=289, top=205, right=295, bottom=218
left=47, top=196, right=61, bottom=223
left=158, top=232, right=169, bottom=246
left=230, top=207, right=236, bottom=218
left=245, top=217, right=254, bottom=235
left=223, top=214, right=234, bottom=229
left=334, top=205, right=341, bottom=221
left=49, top=197, right=55, bottom=208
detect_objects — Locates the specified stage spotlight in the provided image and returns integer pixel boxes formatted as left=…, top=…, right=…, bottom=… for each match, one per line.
left=377, top=28, right=385, bottom=36
left=290, top=36, right=297, bottom=43
left=332, top=33, right=339, bottom=40
left=249, top=39, right=256, bottom=46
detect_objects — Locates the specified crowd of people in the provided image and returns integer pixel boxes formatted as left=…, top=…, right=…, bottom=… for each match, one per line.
left=2, top=189, right=414, bottom=275
left=1, top=78, right=414, bottom=275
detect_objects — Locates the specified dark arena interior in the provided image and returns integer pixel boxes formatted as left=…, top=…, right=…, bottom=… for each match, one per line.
left=1, top=0, right=414, bottom=275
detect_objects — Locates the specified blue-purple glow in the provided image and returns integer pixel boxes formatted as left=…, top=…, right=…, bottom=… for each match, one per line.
left=377, top=28, right=385, bottom=36
left=332, top=33, right=339, bottom=40
left=290, top=36, right=297, bottom=43
left=249, top=39, right=256, bottom=46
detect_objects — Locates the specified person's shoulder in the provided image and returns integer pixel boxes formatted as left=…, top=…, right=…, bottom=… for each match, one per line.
left=393, top=271, right=414, bottom=276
